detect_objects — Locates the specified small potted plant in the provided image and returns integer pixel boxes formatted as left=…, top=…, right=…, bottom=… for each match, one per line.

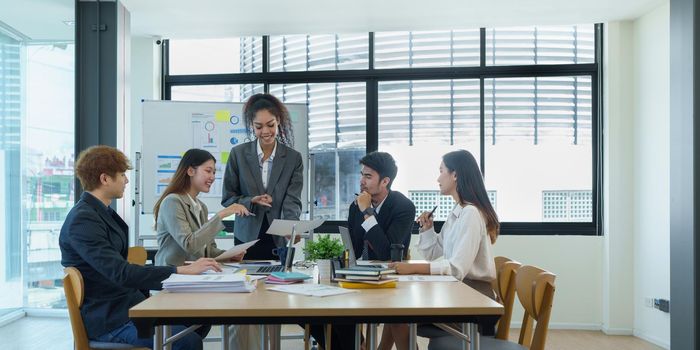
left=303, top=234, right=345, bottom=282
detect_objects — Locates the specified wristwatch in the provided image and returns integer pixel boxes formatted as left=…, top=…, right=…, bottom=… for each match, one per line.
left=362, top=207, right=376, bottom=216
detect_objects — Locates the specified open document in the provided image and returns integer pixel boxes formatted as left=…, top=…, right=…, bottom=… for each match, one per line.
left=265, top=219, right=324, bottom=237
left=214, top=239, right=259, bottom=261
left=162, top=273, right=256, bottom=293
left=267, top=283, right=357, bottom=297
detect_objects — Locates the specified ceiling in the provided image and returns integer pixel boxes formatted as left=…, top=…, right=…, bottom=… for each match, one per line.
left=0, top=0, right=667, bottom=41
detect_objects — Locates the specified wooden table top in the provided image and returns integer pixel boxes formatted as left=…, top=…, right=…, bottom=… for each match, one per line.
left=129, top=279, right=503, bottom=319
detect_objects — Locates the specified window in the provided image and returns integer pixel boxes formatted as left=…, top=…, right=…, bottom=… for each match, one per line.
left=24, top=43, right=75, bottom=308
left=0, top=30, right=75, bottom=313
left=268, top=83, right=366, bottom=220
left=169, top=37, right=262, bottom=74
left=164, top=23, right=601, bottom=235
left=484, top=76, right=592, bottom=222
left=375, top=30, right=480, bottom=68
left=171, top=84, right=264, bottom=102
left=268, top=34, right=368, bottom=72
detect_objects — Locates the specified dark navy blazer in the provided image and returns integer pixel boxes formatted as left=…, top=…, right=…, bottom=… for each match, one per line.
left=347, top=190, right=416, bottom=261
left=59, top=192, right=175, bottom=339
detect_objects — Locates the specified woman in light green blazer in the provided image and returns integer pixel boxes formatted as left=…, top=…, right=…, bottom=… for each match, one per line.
left=154, top=148, right=260, bottom=349
left=154, top=149, right=251, bottom=267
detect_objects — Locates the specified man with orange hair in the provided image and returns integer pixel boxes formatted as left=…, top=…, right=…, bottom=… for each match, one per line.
left=60, top=145, right=220, bottom=349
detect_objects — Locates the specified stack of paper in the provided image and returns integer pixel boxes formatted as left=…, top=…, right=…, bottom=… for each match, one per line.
left=162, top=274, right=256, bottom=293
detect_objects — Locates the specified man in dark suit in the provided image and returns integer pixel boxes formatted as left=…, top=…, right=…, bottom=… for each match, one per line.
left=312, top=151, right=416, bottom=350
left=349, top=151, right=416, bottom=261
left=60, top=145, right=220, bottom=350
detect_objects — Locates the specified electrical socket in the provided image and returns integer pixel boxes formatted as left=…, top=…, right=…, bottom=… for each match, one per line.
left=644, top=297, right=654, bottom=308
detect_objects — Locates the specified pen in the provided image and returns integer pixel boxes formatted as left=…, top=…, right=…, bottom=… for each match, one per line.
left=418, top=205, right=439, bottom=228
left=428, top=205, right=438, bottom=218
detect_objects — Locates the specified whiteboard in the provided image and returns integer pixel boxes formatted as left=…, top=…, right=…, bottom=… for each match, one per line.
left=140, top=100, right=308, bottom=214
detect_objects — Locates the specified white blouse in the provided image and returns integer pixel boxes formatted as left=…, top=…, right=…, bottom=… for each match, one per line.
left=416, top=204, right=496, bottom=282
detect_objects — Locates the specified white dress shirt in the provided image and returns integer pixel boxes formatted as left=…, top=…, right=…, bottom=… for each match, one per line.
left=256, top=140, right=277, bottom=190
left=417, top=204, right=496, bottom=282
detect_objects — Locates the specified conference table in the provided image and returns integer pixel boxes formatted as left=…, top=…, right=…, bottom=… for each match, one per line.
left=129, top=269, right=503, bottom=350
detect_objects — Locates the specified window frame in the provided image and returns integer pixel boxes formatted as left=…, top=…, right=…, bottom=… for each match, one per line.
left=162, top=24, right=604, bottom=236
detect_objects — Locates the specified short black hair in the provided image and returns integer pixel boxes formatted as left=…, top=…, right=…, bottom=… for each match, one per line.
left=359, top=152, right=398, bottom=189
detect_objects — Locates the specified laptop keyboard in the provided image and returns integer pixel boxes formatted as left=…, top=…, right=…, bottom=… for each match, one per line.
left=256, top=265, right=285, bottom=274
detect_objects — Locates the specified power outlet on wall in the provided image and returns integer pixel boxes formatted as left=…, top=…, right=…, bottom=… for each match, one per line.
left=644, top=297, right=671, bottom=313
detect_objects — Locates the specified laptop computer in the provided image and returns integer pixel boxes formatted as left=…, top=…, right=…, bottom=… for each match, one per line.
left=338, top=226, right=385, bottom=268
left=246, top=224, right=298, bottom=275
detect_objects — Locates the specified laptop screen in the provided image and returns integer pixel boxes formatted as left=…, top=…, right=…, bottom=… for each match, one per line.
left=338, top=226, right=356, bottom=266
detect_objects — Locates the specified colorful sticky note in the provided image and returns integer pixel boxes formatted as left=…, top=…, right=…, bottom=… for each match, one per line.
left=215, top=110, right=230, bottom=122
left=221, top=151, right=230, bottom=164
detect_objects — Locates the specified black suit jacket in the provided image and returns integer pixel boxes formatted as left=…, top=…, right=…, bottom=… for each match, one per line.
left=347, top=191, right=416, bottom=261
left=59, top=192, right=175, bottom=339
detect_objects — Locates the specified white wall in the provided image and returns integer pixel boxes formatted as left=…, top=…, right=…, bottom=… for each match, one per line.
left=631, top=2, right=671, bottom=348
left=128, top=35, right=161, bottom=243
left=603, top=3, right=670, bottom=348
left=603, top=20, right=636, bottom=335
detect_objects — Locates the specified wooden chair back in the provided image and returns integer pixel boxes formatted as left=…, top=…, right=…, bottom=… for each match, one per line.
left=493, top=257, right=522, bottom=340
left=64, top=267, right=90, bottom=350
left=127, top=246, right=148, bottom=266
left=515, top=265, right=556, bottom=350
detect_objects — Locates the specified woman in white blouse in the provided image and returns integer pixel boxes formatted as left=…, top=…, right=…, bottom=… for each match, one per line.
left=381, top=149, right=500, bottom=350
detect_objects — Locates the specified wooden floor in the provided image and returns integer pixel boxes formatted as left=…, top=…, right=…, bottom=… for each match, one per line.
left=0, top=317, right=665, bottom=350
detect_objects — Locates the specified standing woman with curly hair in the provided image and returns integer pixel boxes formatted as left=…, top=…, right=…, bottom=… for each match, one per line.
left=221, top=93, right=303, bottom=260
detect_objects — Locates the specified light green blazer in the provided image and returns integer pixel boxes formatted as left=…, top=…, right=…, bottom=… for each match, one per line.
left=154, top=193, right=225, bottom=267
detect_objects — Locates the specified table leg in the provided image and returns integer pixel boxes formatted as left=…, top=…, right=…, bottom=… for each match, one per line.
left=408, top=324, right=417, bottom=350
left=304, top=324, right=311, bottom=350
left=222, top=325, right=230, bottom=350
left=164, top=325, right=172, bottom=350
left=259, top=324, right=268, bottom=350
left=325, top=324, right=332, bottom=350
left=367, top=323, right=377, bottom=350
left=154, top=325, right=163, bottom=350
left=461, top=323, right=468, bottom=350
left=354, top=324, right=362, bottom=350
left=467, top=323, right=479, bottom=350
left=269, top=325, right=281, bottom=350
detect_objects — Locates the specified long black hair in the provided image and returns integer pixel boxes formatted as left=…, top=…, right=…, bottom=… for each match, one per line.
left=443, top=150, right=500, bottom=243
left=243, top=93, right=294, bottom=146
left=153, top=149, right=216, bottom=224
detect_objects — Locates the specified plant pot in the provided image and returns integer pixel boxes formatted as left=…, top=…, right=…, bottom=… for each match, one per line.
left=317, top=259, right=333, bottom=282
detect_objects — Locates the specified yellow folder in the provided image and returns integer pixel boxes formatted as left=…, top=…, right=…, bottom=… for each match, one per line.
left=338, top=280, right=398, bottom=289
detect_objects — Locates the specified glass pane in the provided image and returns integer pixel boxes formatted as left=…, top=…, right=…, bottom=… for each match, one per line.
left=378, top=79, right=481, bottom=220
left=486, top=25, right=594, bottom=66
left=171, top=84, right=264, bottom=102
left=0, top=30, right=23, bottom=314
left=269, top=34, right=368, bottom=72
left=374, top=30, right=480, bottom=69
left=484, top=76, right=592, bottom=222
left=24, top=43, right=76, bottom=308
left=169, top=37, right=263, bottom=74
left=270, top=83, right=366, bottom=220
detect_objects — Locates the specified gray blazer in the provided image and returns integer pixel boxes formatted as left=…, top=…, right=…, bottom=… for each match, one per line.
left=222, top=140, right=303, bottom=246
left=154, top=193, right=226, bottom=267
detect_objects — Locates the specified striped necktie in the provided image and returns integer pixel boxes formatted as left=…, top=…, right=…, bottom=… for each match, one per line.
left=361, top=241, right=369, bottom=260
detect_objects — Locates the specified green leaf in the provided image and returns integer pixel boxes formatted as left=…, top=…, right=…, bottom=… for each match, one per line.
left=302, top=234, right=345, bottom=261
